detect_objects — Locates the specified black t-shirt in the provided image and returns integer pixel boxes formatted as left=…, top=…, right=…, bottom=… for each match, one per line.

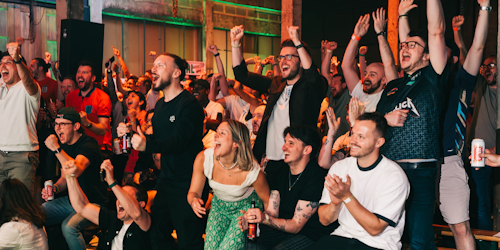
left=146, top=90, right=204, bottom=189
left=61, top=134, right=108, bottom=205
left=376, top=64, right=449, bottom=160
left=441, top=67, right=477, bottom=157
left=98, top=208, right=151, bottom=250
left=266, top=160, right=337, bottom=241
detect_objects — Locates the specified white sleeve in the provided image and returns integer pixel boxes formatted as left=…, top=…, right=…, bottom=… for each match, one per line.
left=213, top=102, right=225, bottom=119
left=0, top=223, right=22, bottom=248
left=319, top=165, right=340, bottom=204
left=371, top=168, right=410, bottom=227
left=349, top=80, right=363, bottom=98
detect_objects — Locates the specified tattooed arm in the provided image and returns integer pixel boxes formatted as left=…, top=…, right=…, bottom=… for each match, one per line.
left=263, top=200, right=319, bottom=234
left=265, top=190, right=280, bottom=217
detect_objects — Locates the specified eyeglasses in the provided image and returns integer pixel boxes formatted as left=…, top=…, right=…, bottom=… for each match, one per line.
left=54, top=122, right=74, bottom=128
left=399, top=41, right=425, bottom=49
left=481, top=63, right=496, bottom=69
left=277, top=54, right=299, bottom=61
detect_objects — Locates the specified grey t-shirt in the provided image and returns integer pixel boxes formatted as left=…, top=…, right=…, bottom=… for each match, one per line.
left=475, top=86, right=497, bottom=148
left=327, top=88, right=351, bottom=140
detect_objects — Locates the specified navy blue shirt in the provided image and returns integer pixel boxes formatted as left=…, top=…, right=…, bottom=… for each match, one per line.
left=376, top=65, right=448, bottom=161
left=441, top=67, right=477, bottom=157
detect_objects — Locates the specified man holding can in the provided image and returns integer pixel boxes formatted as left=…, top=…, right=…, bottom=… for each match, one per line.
left=41, top=107, right=108, bottom=250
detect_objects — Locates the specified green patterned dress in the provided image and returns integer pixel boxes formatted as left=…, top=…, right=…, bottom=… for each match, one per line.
left=203, top=148, right=263, bottom=250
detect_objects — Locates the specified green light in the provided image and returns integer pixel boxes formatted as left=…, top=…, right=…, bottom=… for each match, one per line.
left=37, top=0, right=56, bottom=5
left=0, top=8, right=7, bottom=11
left=0, top=36, right=8, bottom=39
left=214, top=27, right=280, bottom=37
left=212, top=0, right=281, bottom=14
left=47, top=40, right=57, bottom=44
left=46, top=14, right=56, bottom=17
left=102, top=12, right=202, bottom=28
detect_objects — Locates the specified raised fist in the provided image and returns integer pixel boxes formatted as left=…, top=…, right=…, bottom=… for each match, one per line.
left=452, top=15, right=464, bottom=28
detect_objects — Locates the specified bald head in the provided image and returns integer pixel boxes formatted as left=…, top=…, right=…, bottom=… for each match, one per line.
left=362, top=63, right=386, bottom=94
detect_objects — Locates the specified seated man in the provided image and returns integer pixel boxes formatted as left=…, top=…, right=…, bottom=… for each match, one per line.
left=42, top=107, right=108, bottom=250
left=239, top=126, right=337, bottom=249
left=309, top=112, right=409, bottom=250
left=64, top=159, right=152, bottom=250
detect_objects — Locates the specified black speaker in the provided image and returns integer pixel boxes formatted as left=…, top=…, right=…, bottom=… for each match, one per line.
left=59, top=19, right=104, bottom=81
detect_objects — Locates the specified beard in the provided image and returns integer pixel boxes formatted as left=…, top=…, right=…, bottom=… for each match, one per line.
left=79, top=80, right=92, bottom=92
left=283, top=66, right=300, bottom=80
left=153, top=76, right=171, bottom=91
left=363, top=79, right=381, bottom=94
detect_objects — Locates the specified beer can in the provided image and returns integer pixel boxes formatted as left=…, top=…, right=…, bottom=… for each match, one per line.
left=114, top=138, right=122, bottom=155
left=44, top=180, right=54, bottom=201
left=471, top=138, right=485, bottom=167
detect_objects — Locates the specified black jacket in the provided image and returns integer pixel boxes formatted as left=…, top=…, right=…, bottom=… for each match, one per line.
left=233, top=60, right=327, bottom=160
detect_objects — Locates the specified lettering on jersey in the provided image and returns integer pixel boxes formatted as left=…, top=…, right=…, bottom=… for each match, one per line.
left=170, top=115, right=176, bottom=123
left=394, top=97, right=420, bottom=117
left=387, top=87, right=398, bottom=96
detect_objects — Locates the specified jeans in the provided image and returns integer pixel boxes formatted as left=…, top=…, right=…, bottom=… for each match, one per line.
left=42, top=196, right=92, bottom=250
left=470, top=165, right=493, bottom=230
left=404, top=167, right=438, bottom=250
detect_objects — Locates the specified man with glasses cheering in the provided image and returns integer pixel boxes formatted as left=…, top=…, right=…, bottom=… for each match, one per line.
left=42, top=107, right=108, bottom=250
left=375, top=0, right=449, bottom=248
left=231, top=25, right=327, bottom=173
left=466, top=54, right=498, bottom=230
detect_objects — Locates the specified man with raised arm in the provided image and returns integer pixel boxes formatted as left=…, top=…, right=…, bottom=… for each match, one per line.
left=375, top=0, right=449, bottom=248
left=321, top=40, right=351, bottom=141
left=438, top=0, right=490, bottom=248
left=239, top=126, right=337, bottom=249
left=0, top=43, right=41, bottom=195
left=231, top=25, right=327, bottom=170
left=341, top=14, right=388, bottom=113
left=64, top=158, right=151, bottom=250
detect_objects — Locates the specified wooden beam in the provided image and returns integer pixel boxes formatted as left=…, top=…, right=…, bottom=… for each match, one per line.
left=387, top=0, right=399, bottom=65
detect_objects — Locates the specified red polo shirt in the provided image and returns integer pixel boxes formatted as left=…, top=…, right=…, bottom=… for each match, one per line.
left=38, top=77, right=58, bottom=103
left=66, top=87, right=112, bottom=150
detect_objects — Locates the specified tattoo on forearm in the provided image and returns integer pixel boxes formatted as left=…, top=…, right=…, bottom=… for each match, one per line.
left=268, top=217, right=287, bottom=232
left=306, top=201, right=319, bottom=210
left=273, top=201, right=278, bottom=210
left=324, top=139, right=329, bottom=146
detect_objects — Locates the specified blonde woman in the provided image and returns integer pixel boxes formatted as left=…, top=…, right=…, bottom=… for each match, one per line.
left=188, top=119, right=269, bottom=250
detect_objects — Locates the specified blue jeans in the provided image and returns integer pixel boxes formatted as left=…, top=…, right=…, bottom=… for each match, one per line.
left=470, top=165, right=493, bottom=230
left=404, top=167, right=437, bottom=250
left=42, top=196, right=92, bottom=250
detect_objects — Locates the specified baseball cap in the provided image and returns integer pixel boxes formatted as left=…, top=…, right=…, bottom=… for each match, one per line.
left=56, top=107, right=81, bottom=124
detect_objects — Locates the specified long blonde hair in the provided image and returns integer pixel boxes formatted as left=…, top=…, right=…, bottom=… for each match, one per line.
left=223, top=119, right=256, bottom=171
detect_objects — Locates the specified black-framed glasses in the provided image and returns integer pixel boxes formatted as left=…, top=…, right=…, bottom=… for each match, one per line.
left=481, top=63, right=496, bottom=69
left=277, top=54, right=299, bottom=61
left=400, top=41, right=425, bottom=49
left=54, top=122, right=74, bottom=128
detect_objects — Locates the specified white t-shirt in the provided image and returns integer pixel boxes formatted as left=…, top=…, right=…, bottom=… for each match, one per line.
left=111, top=223, right=132, bottom=250
left=350, top=81, right=383, bottom=113
left=145, top=89, right=163, bottom=111
left=320, top=156, right=410, bottom=250
left=205, top=100, right=224, bottom=120
left=266, top=85, right=293, bottom=160
left=0, top=80, right=41, bottom=151
left=0, top=220, right=48, bottom=250
left=223, top=94, right=255, bottom=132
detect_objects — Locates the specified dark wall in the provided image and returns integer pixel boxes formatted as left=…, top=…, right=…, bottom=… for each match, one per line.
left=301, top=0, right=497, bottom=70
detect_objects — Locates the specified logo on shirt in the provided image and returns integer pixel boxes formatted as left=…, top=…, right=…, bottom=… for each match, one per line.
left=387, top=87, right=398, bottom=96
left=42, top=86, right=48, bottom=93
left=170, top=115, right=175, bottom=123
left=85, top=105, right=93, bottom=114
left=394, top=97, right=420, bottom=117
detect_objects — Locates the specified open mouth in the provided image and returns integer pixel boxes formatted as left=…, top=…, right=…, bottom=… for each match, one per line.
left=118, top=205, right=124, bottom=212
left=58, top=132, right=65, bottom=142
left=402, top=54, right=411, bottom=62
left=1, top=69, right=9, bottom=79
left=281, top=65, right=290, bottom=74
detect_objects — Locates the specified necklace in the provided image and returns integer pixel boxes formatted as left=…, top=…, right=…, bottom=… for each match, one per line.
left=288, top=168, right=304, bottom=191
left=218, top=159, right=238, bottom=170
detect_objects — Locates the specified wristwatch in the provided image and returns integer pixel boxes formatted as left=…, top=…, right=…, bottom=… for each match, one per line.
left=13, top=55, right=23, bottom=64
left=86, top=122, right=93, bottom=128
left=53, top=147, right=62, bottom=154
left=480, top=6, right=492, bottom=11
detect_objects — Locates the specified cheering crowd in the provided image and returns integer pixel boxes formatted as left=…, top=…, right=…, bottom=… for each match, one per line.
left=0, top=0, right=500, bottom=249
